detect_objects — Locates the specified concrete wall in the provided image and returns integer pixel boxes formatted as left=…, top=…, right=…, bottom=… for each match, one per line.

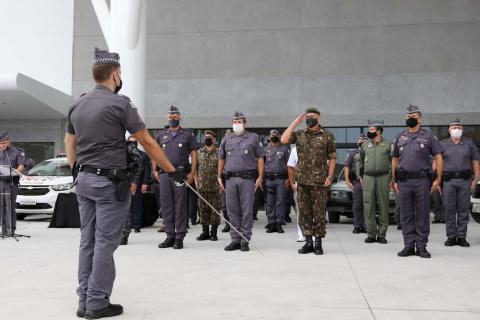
left=73, top=0, right=480, bottom=128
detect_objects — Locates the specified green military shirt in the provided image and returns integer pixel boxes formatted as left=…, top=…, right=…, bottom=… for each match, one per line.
left=197, top=145, right=219, bottom=192
left=357, top=137, right=391, bottom=177
left=289, top=127, right=336, bottom=186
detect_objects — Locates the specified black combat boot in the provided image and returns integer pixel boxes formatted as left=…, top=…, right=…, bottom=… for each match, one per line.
left=240, top=241, right=250, bottom=252
left=376, top=237, right=387, bottom=244
left=276, top=222, right=284, bottom=233
left=173, top=239, right=184, bottom=249
left=314, top=238, right=323, bottom=255
left=221, top=223, right=230, bottom=233
left=210, top=225, right=218, bottom=241
left=298, top=236, right=314, bottom=254
left=397, top=246, right=415, bottom=257
left=457, top=238, right=470, bottom=247
left=285, top=215, right=292, bottom=223
left=415, top=247, right=431, bottom=258
left=266, top=223, right=276, bottom=233
left=196, top=225, right=211, bottom=241
left=84, top=303, right=123, bottom=319
left=364, top=236, right=376, bottom=243
left=158, top=238, right=175, bottom=248
left=119, top=237, right=128, bottom=245
left=224, top=242, right=241, bottom=251
left=444, top=237, right=457, bottom=246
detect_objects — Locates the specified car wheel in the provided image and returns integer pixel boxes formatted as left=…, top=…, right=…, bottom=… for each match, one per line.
left=328, top=211, right=340, bottom=223
left=16, top=213, right=27, bottom=221
left=471, top=212, right=480, bottom=224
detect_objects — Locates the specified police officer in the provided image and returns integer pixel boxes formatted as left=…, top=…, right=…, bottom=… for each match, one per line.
left=358, top=120, right=392, bottom=244
left=218, top=111, right=265, bottom=252
left=0, top=131, right=25, bottom=236
left=392, top=105, right=443, bottom=258
left=344, top=134, right=366, bottom=234
left=441, top=118, right=480, bottom=247
left=195, top=130, right=221, bottom=241
left=264, top=130, right=290, bottom=233
left=65, top=47, right=174, bottom=318
left=152, top=106, right=199, bottom=250
left=281, top=108, right=336, bottom=255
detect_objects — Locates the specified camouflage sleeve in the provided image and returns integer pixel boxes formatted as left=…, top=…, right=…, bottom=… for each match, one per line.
left=327, top=132, right=336, bottom=159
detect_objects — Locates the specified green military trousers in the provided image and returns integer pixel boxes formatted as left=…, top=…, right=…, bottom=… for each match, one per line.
left=362, top=174, right=390, bottom=238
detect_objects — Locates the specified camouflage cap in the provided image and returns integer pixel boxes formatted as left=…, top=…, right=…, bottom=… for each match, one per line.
left=449, top=118, right=462, bottom=126
left=406, top=104, right=421, bottom=114
left=204, top=130, right=216, bottom=138
left=93, top=47, right=120, bottom=66
left=368, top=120, right=384, bottom=127
left=232, top=111, right=246, bottom=120
left=168, top=105, right=180, bottom=115
left=305, top=107, right=320, bottom=115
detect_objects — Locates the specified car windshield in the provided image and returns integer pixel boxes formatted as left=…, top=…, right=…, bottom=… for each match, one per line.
left=27, top=160, right=71, bottom=177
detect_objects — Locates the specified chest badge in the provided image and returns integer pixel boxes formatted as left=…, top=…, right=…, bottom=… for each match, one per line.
left=244, top=149, right=249, bottom=154
left=178, top=143, right=183, bottom=148
left=420, top=143, right=424, bottom=149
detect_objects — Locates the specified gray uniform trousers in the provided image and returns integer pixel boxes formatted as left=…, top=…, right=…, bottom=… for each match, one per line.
left=226, top=177, right=254, bottom=243
left=398, top=178, right=431, bottom=249
left=443, top=179, right=471, bottom=239
left=75, top=172, right=131, bottom=311
left=159, top=173, right=188, bottom=240
left=0, top=181, right=17, bottom=235
left=352, top=180, right=366, bottom=229
left=265, top=178, right=286, bottom=224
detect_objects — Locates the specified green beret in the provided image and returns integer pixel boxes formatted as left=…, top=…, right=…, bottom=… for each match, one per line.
left=305, top=107, right=320, bottom=115
left=204, top=130, right=216, bottom=138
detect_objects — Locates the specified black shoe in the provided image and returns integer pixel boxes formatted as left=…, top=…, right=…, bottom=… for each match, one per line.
left=444, top=237, right=457, bottom=246
left=264, top=223, right=270, bottom=229
left=119, top=238, right=128, bottom=245
left=364, top=237, right=376, bottom=243
left=84, top=303, right=123, bottom=319
left=241, top=242, right=250, bottom=252
left=77, top=308, right=85, bottom=318
left=191, top=220, right=198, bottom=225
left=158, top=238, right=175, bottom=248
left=397, top=225, right=402, bottom=230
left=314, top=238, right=324, bottom=255
left=210, top=225, right=218, bottom=241
left=276, top=222, right=285, bottom=233
left=432, top=218, right=445, bottom=224
left=221, top=225, right=230, bottom=233
left=298, top=236, right=314, bottom=254
left=416, top=247, right=431, bottom=258
left=352, top=227, right=361, bottom=234
left=173, top=239, right=183, bottom=249
left=376, top=237, right=387, bottom=244
left=457, top=238, right=470, bottom=247
left=280, top=221, right=286, bottom=226
left=285, top=216, right=292, bottom=223
left=224, top=242, right=241, bottom=251
left=360, top=227, right=367, bottom=233
left=134, top=228, right=140, bottom=233
left=266, top=224, right=277, bottom=233
left=397, top=246, right=415, bottom=257
left=196, top=225, right=211, bottom=241
left=253, top=214, right=258, bottom=221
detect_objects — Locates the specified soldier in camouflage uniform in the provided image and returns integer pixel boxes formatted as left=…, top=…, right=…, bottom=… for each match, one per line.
left=195, top=130, right=221, bottom=241
left=281, top=107, right=336, bottom=255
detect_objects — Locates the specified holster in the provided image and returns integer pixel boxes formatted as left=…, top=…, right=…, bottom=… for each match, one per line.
left=106, top=168, right=131, bottom=201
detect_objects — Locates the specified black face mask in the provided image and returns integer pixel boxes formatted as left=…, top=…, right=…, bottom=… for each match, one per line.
left=114, top=77, right=123, bottom=94
left=270, top=136, right=279, bottom=143
left=168, top=119, right=180, bottom=128
left=406, top=118, right=418, bottom=128
left=367, top=131, right=377, bottom=139
left=306, top=118, right=318, bottom=128
left=204, top=138, right=213, bottom=146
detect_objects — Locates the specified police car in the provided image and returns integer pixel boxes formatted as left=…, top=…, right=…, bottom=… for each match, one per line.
left=16, top=157, right=73, bottom=219
left=471, top=181, right=480, bottom=223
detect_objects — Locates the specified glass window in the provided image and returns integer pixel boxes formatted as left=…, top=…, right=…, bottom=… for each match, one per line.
left=27, top=160, right=71, bottom=177
left=13, top=142, right=54, bottom=163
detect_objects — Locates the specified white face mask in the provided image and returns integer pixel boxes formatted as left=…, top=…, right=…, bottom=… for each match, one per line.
left=232, top=123, right=244, bottom=135
left=450, top=129, right=463, bottom=139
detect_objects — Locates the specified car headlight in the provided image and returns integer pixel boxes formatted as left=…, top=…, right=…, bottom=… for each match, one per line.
left=51, top=183, right=74, bottom=191
left=331, top=190, right=348, bottom=199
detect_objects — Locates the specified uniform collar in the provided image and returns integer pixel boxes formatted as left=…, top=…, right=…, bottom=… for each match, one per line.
left=448, top=137, right=463, bottom=145
left=232, top=131, right=249, bottom=138
left=95, top=84, right=113, bottom=92
left=303, top=127, right=324, bottom=135
left=202, top=145, right=218, bottom=152
left=168, top=127, right=184, bottom=134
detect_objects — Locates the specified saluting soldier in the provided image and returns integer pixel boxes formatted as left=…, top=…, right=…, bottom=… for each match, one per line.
left=392, top=105, right=443, bottom=259
left=152, top=106, right=199, bottom=250
left=65, top=47, right=174, bottom=318
left=281, top=108, right=336, bottom=255
left=0, top=131, right=25, bottom=236
left=264, top=130, right=290, bottom=234
left=357, top=120, right=392, bottom=244
left=344, top=134, right=366, bottom=234
left=195, top=130, right=221, bottom=241
left=441, top=118, right=480, bottom=247
left=218, top=112, right=265, bottom=252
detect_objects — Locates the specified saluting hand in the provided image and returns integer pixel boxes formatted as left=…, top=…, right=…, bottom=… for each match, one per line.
left=292, top=112, right=306, bottom=127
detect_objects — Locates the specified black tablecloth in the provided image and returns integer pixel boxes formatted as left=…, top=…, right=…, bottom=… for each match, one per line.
left=48, top=193, right=81, bottom=228
left=141, top=192, right=159, bottom=227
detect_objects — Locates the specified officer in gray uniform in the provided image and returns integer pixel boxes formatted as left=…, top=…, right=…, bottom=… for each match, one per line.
left=264, top=130, right=289, bottom=233
left=65, top=47, right=174, bottom=319
left=392, top=105, right=443, bottom=259
left=152, top=106, right=199, bottom=250
left=0, top=131, right=25, bottom=236
left=218, top=111, right=265, bottom=252
left=344, top=134, right=367, bottom=234
left=441, top=118, right=480, bottom=247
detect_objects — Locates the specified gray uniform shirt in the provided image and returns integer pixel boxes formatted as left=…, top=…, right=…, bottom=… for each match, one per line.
left=67, top=85, right=145, bottom=169
left=344, top=149, right=359, bottom=176
left=0, top=147, right=25, bottom=169
left=391, top=128, right=443, bottom=171
left=219, top=131, right=265, bottom=172
left=265, top=144, right=289, bottom=174
left=441, top=138, right=480, bottom=172
left=155, top=128, right=199, bottom=167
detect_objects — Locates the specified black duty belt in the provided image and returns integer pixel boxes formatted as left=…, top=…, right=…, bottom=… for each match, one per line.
left=364, top=171, right=389, bottom=178
left=396, top=169, right=431, bottom=182
left=443, top=171, right=472, bottom=181
left=158, top=165, right=191, bottom=175
left=79, top=165, right=113, bottom=177
left=265, top=172, right=287, bottom=180
left=223, top=170, right=258, bottom=180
